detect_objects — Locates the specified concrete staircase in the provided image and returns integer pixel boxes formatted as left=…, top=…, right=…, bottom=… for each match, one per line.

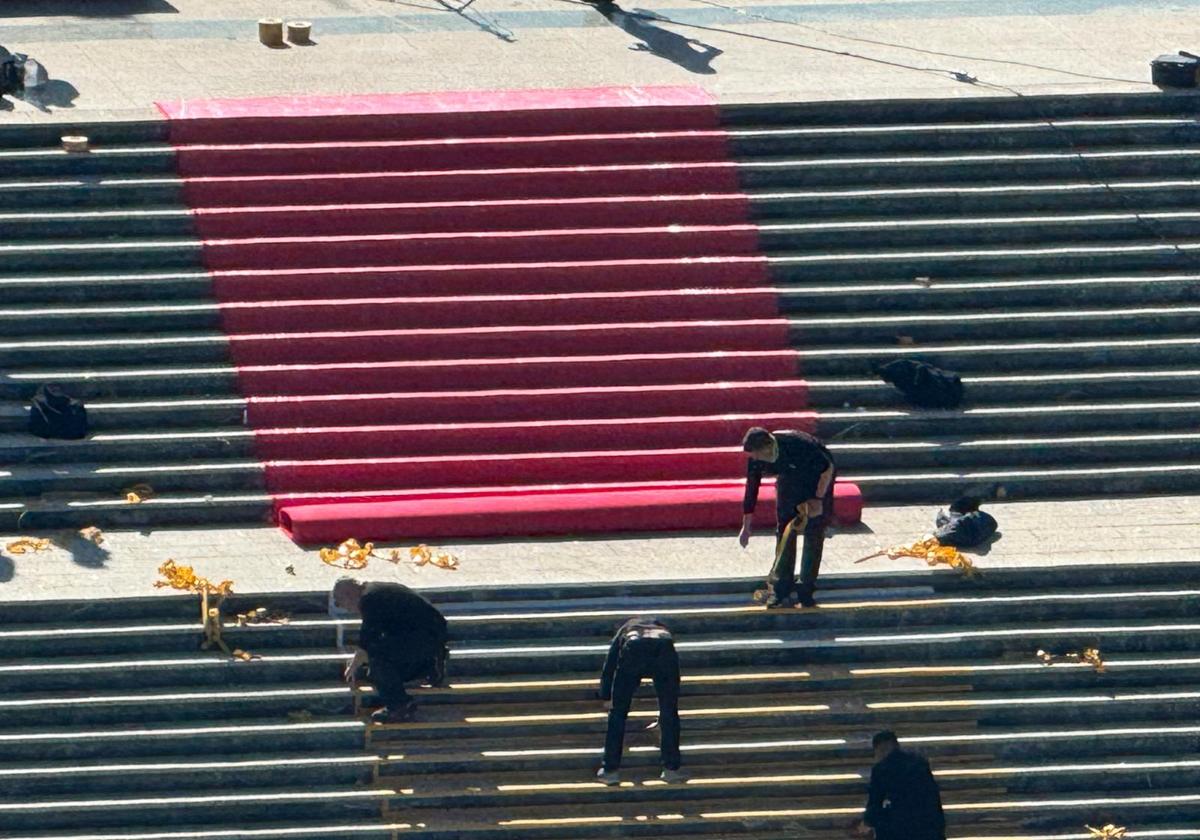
left=0, top=562, right=1198, bottom=838
left=2, top=92, right=1200, bottom=530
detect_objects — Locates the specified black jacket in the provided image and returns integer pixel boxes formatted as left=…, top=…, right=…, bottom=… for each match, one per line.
left=864, top=749, right=946, bottom=840
left=599, top=617, right=672, bottom=700
left=934, top=508, right=997, bottom=548
left=358, top=583, right=447, bottom=660
left=743, top=430, right=835, bottom=513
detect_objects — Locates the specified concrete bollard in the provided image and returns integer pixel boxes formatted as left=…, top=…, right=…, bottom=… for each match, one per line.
left=258, top=18, right=284, bottom=47
left=61, top=135, right=89, bottom=153
left=287, top=21, right=313, bottom=45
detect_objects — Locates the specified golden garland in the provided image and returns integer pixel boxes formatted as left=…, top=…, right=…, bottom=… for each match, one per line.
left=154, top=559, right=234, bottom=596
left=406, top=544, right=460, bottom=570
left=124, top=483, right=155, bottom=504
left=319, top=539, right=460, bottom=571
left=855, top=537, right=980, bottom=578
left=1086, top=825, right=1127, bottom=839
left=319, top=538, right=375, bottom=569
left=1038, top=647, right=1105, bottom=673
left=5, top=537, right=51, bottom=555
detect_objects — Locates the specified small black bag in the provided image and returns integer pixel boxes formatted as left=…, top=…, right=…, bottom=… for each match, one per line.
left=0, top=56, right=21, bottom=96
left=877, top=359, right=964, bottom=409
left=28, top=384, right=88, bottom=440
left=935, top=497, right=997, bottom=548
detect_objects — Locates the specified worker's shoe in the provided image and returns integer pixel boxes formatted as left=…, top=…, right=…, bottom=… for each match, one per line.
left=595, top=767, right=621, bottom=786
left=797, top=594, right=818, bottom=608
left=660, top=768, right=687, bottom=784
left=427, top=649, right=449, bottom=687
left=763, top=593, right=794, bottom=609
left=371, top=701, right=418, bottom=724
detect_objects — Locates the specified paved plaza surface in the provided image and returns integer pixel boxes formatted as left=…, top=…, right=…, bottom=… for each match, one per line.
left=2, top=495, right=1196, bottom=601
left=1, top=0, right=1194, bottom=123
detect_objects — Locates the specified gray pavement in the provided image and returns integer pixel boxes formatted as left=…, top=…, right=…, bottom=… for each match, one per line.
left=2, top=495, right=1196, bottom=601
left=1, top=0, right=1192, bottom=124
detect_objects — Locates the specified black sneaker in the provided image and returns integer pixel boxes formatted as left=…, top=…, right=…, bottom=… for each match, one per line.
left=764, top=594, right=793, bottom=609
left=427, top=649, right=448, bottom=687
left=797, top=594, right=817, bottom=608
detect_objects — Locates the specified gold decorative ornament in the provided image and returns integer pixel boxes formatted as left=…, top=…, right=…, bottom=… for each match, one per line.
left=855, top=537, right=980, bottom=578
left=5, top=537, right=51, bottom=554
left=319, top=538, right=376, bottom=569
left=154, top=559, right=234, bottom=596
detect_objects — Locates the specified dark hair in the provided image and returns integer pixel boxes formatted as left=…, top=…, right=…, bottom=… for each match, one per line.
left=742, top=427, right=773, bottom=452
left=949, top=496, right=981, bottom=514
left=872, top=730, right=898, bottom=748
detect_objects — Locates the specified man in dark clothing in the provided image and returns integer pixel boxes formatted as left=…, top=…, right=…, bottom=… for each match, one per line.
left=738, top=427, right=837, bottom=608
left=857, top=731, right=946, bottom=840
left=596, top=617, right=683, bottom=785
left=332, top=578, right=449, bottom=724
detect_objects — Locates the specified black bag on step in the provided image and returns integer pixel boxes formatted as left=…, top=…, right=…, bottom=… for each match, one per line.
left=877, top=359, right=964, bottom=409
left=28, top=384, right=88, bottom=440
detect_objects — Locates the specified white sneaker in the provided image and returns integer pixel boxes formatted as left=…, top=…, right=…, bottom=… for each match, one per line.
left=595, top=767, right=621, bottom=786
left=660, top=768, right=687, bottom=783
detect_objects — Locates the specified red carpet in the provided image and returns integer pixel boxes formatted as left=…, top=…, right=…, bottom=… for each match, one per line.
left=159, top=87, right=856, bottom=542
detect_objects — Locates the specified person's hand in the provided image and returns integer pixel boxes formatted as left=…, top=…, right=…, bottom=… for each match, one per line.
left=805, top=497, right=824, bottom=518
left=343, top=650, right=367, bottom=685
left=738, top=524, right=752, bottom=548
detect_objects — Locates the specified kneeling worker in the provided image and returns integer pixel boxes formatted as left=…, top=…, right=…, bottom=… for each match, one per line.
left=333, top=578, right=449, bottom=723
left=596, top=617, right=684, bottom=785
left=739, top=426, right=836, bottom=608
left=856, top=730, right=946, bottom=840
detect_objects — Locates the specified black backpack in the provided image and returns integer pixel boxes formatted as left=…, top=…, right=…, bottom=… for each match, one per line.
left=877, top=359, right=964, bottom=409
left=0, top=55, right=23, bottom=96
left=28, top=384, right=88, bottom=440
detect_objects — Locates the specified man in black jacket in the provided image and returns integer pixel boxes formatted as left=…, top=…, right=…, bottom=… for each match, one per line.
left=857, top=731, right=946, bottom=840
left=738, top=427, right=836, bottom=608
left=596, top=617, right=683, bottom=785
left=333, top=578, right=449, bottom=723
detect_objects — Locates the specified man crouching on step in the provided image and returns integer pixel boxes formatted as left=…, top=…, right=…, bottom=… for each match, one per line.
left=596, top=617, right=684, bottom=785
left=739, top=426, right=836, bottom=609
left=333, top=578, right=449, bottom=724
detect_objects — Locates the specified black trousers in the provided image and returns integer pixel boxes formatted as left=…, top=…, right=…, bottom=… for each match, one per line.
left=768, top=482, right=834, bottom=602
left=369, top=643, right=448, bottom=707
left=603, top=637, right=681, bottom=772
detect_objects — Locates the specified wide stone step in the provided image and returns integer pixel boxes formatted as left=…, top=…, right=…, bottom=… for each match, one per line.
left=6, top=409, right=1200, bottom=469
left=0, top=269, right=211, bottom=305
left=4, top=372, right=1189, bottom=440
left=758, top=211, right=1200, bottom=252
left=739, top=147, right=1200, bottom=188
left=4, top=584, right=1197, bottom=658
left=5, top=180, right=1200, bottom=242
left=380, top=755, right=1200, bottom=810
left=795, top=334, right=1200, bottom=376
left=771, top=239, right=1200, bottom=282
left=371, top=790, right=1200, bottom=839
left=0, top=784, right=391, bottom=832
left=750, top=180, right=1200, bottom=221
left=4, top=278, right=1195, bottom=340
left=6, top=211, right=1200, bottom=275
left=394, top=717, right=1200, bottom=775
left=779, top=272, right=1200, bottom=313
left=0, top=146, right=176, bottom=178
left=0, top=716, right=364, bottom=761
